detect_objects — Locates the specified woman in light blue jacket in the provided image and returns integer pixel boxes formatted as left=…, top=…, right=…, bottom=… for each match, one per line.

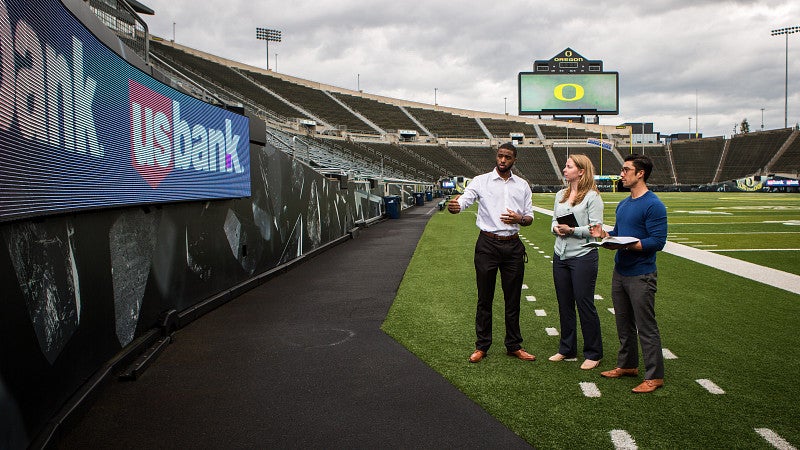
left=549, top=154, right=604, bottom=369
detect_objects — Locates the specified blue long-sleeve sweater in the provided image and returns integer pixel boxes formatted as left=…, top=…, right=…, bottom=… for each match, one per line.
left=609, top=190, right=668, bottom=276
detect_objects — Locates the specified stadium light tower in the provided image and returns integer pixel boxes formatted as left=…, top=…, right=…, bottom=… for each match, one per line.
left=256, top=28, right=282, bottom=71
left=771, top=26, right=800, bottom=128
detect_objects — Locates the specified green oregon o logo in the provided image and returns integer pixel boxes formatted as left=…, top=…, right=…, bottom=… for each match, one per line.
left=553, top=83, right=585, bottom=102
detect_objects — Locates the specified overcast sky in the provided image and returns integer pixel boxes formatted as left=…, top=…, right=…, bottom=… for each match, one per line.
left=140, top=0, right=800, bottom=138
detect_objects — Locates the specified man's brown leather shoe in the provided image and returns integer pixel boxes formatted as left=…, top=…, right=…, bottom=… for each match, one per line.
left=600, top=367, right=639, bottom=378
left=632, top=379, right=664, bottom=393
left=469, top=349, right=486, bottom=363
left=507, top=348, right=536, bottom=361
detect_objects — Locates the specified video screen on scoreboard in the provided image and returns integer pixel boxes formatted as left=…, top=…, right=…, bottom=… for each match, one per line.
left=518, top=72, right=619, bottom=115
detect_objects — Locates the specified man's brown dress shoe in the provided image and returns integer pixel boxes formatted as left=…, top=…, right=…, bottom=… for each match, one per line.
left=600, top=367, right=639, bottom=378
left=507, top=348, right=536, bottom=361
left=632, top=379, right=664, bottom=393
left=469, top=349, right=486, bottom=363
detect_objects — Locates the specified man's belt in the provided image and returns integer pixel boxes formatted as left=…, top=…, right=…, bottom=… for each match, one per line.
left=480, top=231, right=519, bottom=241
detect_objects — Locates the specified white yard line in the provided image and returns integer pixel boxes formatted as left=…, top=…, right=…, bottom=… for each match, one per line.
left=711, top=248, right=800, bottom=252
left=609, top=429, right=638, bottom=450
left=696, top=379, right=725, bottom=394
left=579, top=382, right=602, bottom=398
left=754, top=428, right=797, bottom=450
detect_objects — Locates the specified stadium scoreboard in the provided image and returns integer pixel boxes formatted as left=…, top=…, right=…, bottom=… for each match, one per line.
left=518, top=48, right=618, bottom=116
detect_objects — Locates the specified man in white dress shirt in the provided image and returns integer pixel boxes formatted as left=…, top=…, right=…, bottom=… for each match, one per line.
left=448, top=143, right=536, bottom=363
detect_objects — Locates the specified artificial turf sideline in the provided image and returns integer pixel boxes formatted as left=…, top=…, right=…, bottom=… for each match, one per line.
left=382, top=193, right=800, bottom=449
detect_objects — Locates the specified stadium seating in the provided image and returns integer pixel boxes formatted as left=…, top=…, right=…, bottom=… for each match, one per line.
left=480, top=117, right=539, bottom=139
left=331, top=93, right=423, bottom=135
left=398, top=144, right=478, bottom=178
left=447, top=146, right=498, bottom=174
left=147, top=37, right=800, bottom=188
left=670, top=137, right=725, bottom=185
left=405, top=107, right=487, bottom=138
left=266, top=129, right=395, bottom=179
left=769, top=130, right=800, bottom=176
left=357, top=142, right=442, bottom=180
left=551, top=146, right=622, bottom=178
left=633, top=146, right=674, bottom=185
left=716, top=129, right=793, bottom=181
left=515, top=146, right=562, bottom=185
left=150, top=40, right=308, bottom=121
left=539, top=124, right=601, bottom=140
left=241, top=70, right=379, bottom=134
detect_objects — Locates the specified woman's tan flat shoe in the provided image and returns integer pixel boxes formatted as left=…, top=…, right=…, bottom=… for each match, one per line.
left=580, top=359, right=601, bottom=370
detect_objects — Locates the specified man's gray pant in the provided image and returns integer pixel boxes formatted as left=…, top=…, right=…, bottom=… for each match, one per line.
left=611, top=270, right=664, bottom=380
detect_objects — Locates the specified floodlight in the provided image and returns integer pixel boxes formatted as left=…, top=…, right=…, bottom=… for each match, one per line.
left=771, top=25, right=800, bottom=128
left=256, top=27, right=282, bottom=70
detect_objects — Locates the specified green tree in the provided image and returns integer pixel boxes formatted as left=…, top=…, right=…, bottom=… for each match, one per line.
left=740, top=118, right=750, bottom=134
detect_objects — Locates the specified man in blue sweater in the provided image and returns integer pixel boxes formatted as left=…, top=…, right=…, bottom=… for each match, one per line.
left=590, top=154, right=668, bottom=393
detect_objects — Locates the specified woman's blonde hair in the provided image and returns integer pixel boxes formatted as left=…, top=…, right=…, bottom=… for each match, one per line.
left=560, top=154, right=599, bottom=206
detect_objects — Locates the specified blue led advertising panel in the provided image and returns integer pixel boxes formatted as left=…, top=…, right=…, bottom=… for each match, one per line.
left=518, top=72, right=619, bottom=115
left=0, top=0, right=251, bottom=222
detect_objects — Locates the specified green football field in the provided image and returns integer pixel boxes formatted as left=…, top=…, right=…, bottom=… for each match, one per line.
left=383, top=192, right=799, bottom=449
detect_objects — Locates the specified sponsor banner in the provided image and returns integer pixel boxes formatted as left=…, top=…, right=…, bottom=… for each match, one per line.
left=586, top=138, right=614, bottom=151
left=0, top=0, right=250, bottom=222
left=736, top=177, right=764, bottom=192
left=766, top=178, right=799, bottom=187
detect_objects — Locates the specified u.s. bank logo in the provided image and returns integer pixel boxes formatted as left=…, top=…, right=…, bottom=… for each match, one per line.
left=129, top=80, right=243, bottom=188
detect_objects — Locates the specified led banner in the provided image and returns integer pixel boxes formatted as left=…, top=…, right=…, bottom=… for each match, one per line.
left=518, top=72, right=619, bottom=115
left=586, top=138, right=614, bottom=150
left=0, top=0, right=251, bottom=223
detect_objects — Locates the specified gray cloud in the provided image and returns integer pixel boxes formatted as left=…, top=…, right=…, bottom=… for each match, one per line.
left=144, top=0, right=800, bottom=137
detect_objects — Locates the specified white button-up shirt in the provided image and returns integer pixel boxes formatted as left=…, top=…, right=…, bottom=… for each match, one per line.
left=457, top=168, right=534, bottom=235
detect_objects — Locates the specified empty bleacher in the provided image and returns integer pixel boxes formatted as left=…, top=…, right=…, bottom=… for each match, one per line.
left=312, top=138, right=423, bottom=180
left=636, top=146, right=674, bottom=185
left=150, top=40, right=309, bottom=121
left=400, top=144, right=478, bottom=178
left=361, top=142, right=442, bottom=180
left=551, top=147, right=622, bottom=179
left=716, top=129, right=793, bottom=181
left=405, top=108, right=487, bottom=139
left=480, top=118, right=538, bottom=139
left=267, top=131, right=391, bottom=179
left=539, top=124, right=601, bottom=140
left=770, top=131, right=800, bottom=176
left=670, top=137, right=725, bottom=185
left=331, top=93, right=422, bottom=134
left=448, top=146, right=500, bottom=172
left=241, top=70, right=377, bottom=134
left=515, top=146, right=561, bottom=185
